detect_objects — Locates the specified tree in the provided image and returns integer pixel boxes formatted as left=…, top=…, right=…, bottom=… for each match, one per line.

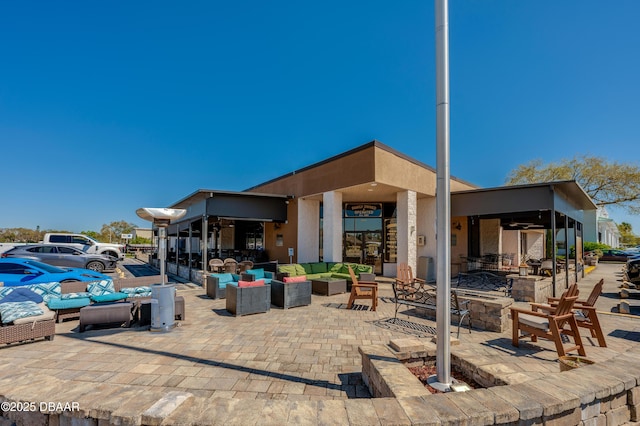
left=506, top=156, right=640, bottom=215
left=99, top=221, right=137, bottom=243
left=618, top=222, right=639, bottom=247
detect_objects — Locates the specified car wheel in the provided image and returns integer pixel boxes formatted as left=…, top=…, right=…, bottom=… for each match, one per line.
left=86, top=261, right=105, bottom=273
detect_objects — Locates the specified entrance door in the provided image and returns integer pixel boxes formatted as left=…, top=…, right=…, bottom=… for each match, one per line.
left=344, top=231, right=382, bottom=274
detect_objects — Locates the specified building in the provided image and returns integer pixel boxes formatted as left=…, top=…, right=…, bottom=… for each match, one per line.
left=596, top=207, right=621, bottom=248
left=155, top=141, right=597, bottom=288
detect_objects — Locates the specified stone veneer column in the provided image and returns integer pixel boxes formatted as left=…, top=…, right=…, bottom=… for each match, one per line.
left=397, top=190, right=417, bottom=274
left=323, top=191, right=343, bottom=262
left=297, top=198, right=320, bottom=262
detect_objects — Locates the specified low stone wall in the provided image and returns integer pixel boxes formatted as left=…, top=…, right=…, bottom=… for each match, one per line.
left=415, top=291, right=513, bottom=333
left=511, top=272, right=578, bottom=303
left=360, top=340, right=640, bottom=425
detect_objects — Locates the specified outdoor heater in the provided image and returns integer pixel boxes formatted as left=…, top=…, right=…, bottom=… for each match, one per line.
left=136, top=207, right=187, bottom=332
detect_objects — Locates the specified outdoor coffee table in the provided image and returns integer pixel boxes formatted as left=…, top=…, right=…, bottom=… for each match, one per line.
left=311, top=278, right=347, bottom=296
left=78, top=302, right=133, bottom=332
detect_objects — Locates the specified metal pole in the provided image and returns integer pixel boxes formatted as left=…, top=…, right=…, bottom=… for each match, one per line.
left=158, top=227, right=167, bottom=286
left=433, top=0, right=452, bottom=390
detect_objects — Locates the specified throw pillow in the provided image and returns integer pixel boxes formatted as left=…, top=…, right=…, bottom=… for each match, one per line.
left=283, top=276, right=307, bottom=283
left=87, top=279, right=115, bottom=296
left=246, top=269, right=265, bottom=279
left=91, top=292, right=128, bottom=303
left=0, top=287, right=44, bottom=304
left=212, top=273, right=234, bottom=283
left=27, top=282, right=61, bottom=303
left=0, top=301, right=44, bottom=324
left=238, top=279, right=265, bottom=288
left=277, top=264, right=298, bottom=277
left=60, top=292, right=92, bottom=300
left=300, top=263, right=313, bottom=274
left=0, top=287, right=14, bottom=299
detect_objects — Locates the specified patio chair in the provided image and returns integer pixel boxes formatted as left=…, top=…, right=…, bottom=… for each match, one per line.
left=511, top=290, right=586, bottom=358
left=347, top=265, right=378, bottom=311
left=532, top=279, right=606, bottom=347
left=209, top=258, right=224, bottom=273
left=396, top=263, right=425, bottom=286
left=223, top=258, right=238, bottom=274
left=238, top=260, right=254, bottom=273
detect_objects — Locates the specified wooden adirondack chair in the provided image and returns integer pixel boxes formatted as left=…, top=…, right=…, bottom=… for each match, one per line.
left=511, top=290, right=586, bottom=358
left=347, top=266, right=378, bottom=311
left=532, top=280, right=606, bottom=348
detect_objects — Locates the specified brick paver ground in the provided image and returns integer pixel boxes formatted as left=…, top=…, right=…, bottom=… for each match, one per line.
left=0, top=262, right=638, bottom=424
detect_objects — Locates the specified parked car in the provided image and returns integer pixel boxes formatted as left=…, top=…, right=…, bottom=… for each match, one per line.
left=0, top=258, right=109, bottom=287
left=1, top=244, right=117, bottom=272
left=625, top=258, right=640, bottom=283
left=599, top=249, right=639, bottom=262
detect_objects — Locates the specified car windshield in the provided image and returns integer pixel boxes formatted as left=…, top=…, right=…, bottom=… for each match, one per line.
left=22, top=259, right=68, bottom=273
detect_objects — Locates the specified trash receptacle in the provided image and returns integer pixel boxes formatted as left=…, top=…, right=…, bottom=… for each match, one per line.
left=151, top=284, right=175, bottom=332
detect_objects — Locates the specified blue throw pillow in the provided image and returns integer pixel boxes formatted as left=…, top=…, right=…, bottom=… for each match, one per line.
left=0, top=301, right=44, bottom=324
left=246, top=269, right=265, bottom=279
left=0, top=287, right=44, bottom=304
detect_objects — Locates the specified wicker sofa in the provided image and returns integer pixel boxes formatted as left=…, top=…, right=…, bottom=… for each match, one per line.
left=0, top=286, right=56, bottom=345
left=226, top=281, right=271, bottom=316
left=270, top=277, right=311, bottom=309
left=205, top=273, right=240, bottom=299
left=277, top=262, right=374, bottom=287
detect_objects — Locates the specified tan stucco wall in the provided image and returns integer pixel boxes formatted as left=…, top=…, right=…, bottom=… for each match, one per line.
left=250, top=143, right=478, bottom=265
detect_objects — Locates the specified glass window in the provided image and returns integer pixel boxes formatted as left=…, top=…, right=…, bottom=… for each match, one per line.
left=58, top=246, right=78, bottom=254
left=384, top=218, right=397, bottom=262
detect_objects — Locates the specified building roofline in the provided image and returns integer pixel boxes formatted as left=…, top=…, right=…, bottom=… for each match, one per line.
left=245, top=140, right=478, bottom=191
left=452, top=180, right=598, bottom=210
left=169, top=189, right=290, bottom=209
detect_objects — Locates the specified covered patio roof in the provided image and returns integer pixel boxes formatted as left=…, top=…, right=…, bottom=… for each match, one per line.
left=451, top=181, right=597, bottom=228
left=166, top=189, right=291, bottom=233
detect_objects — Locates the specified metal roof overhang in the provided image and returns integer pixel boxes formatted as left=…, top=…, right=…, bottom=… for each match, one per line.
left=166, top=190, right=290, bottom=234
left=451, top=181, right=597, bottom=226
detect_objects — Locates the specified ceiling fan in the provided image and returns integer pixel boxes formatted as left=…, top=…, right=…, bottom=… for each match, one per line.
left=507, top=221, right=544, bottom=229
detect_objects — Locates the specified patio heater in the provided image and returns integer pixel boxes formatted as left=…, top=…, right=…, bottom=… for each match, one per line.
left=136, top=207, right=187, bottom=332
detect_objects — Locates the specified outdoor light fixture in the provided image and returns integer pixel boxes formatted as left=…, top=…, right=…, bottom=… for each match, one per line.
left=136, top=207, right=187, bottom=332
left=453, top=221, right=462, bottom=230
left=519, top=263, right=529, bottom=277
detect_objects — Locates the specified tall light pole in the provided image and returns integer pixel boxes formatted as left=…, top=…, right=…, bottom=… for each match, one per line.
left=427, top=0, right=453, bottom=392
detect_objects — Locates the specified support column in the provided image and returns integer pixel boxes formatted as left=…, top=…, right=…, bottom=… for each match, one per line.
left=397, top=190, right=417, bottom=274
left=297, top=198, right=320, bottom=262
left=323, top=191, right=343, bottom=262
left=202, top=216, right=208, bottom=272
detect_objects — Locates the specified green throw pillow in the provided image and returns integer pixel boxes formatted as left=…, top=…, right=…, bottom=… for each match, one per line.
left=294, top=264, right=306, bottom=276
left=278, top=264, right=298, bottom=277
left=299, top=263, right=313, bottom=274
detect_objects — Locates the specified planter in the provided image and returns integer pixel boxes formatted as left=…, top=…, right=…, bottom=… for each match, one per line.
left=559, top=355, right=595, bottom=372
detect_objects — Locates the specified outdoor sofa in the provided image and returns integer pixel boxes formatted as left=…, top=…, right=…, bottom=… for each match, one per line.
left=0, top=286, right=56, bottom=345
left=226, top=280, right=271, bottom=316
left=277, top=262, right=375, bottom=289
left=270, top=276, right=312, bottom=309
left=205, top=273, right=241, bottom=299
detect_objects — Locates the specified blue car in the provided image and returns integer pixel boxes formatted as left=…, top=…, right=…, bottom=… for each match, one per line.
left=0, top=258, right=110, bottom=287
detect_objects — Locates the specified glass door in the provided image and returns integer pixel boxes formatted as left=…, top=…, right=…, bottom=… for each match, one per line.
left=344, top=231, right=383, bottom=274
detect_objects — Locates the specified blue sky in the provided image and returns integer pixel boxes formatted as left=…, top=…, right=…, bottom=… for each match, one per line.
left=1, top=1, right=639, bottom=234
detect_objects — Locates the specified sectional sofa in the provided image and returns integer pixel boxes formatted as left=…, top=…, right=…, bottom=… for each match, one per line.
left=277, top=262, right=374, bottom=283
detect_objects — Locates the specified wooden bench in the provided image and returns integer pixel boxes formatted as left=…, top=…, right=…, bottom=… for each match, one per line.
left=392, top=280, right=471, bottom=337
left=455, top=272, right=513, bottom=296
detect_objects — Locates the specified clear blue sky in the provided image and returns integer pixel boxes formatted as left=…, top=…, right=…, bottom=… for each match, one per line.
left=1, top=1, right=639, bottom=234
